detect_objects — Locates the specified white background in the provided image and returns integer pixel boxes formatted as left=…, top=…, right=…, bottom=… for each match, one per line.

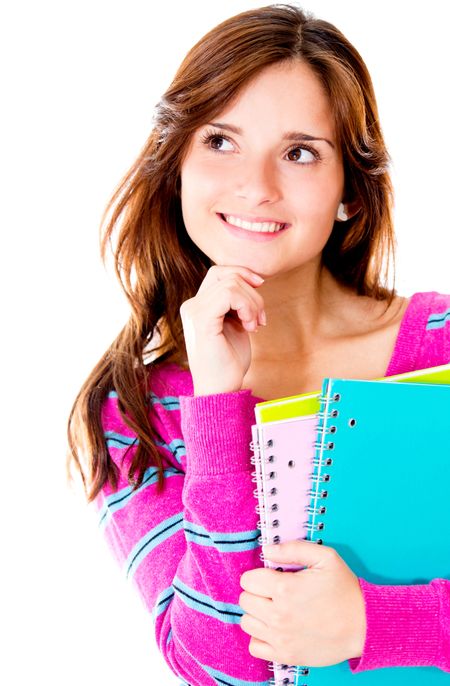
left=1, top=1, right=449, bottom=684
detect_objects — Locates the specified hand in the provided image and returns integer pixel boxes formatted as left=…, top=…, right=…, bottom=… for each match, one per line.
left=239, top=540, right=366, bottom=667
left=179, top=265, right=266, bottom=396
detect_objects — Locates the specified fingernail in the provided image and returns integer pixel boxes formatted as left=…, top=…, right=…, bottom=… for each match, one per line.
left=251, top=273, right=265, bottom=284
left=260, top=310, right=267, bottom=326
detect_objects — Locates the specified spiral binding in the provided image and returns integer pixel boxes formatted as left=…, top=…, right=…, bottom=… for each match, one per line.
left=249, top=388, right=341, bottom=685
left=306, top=389, right=341, bottom=548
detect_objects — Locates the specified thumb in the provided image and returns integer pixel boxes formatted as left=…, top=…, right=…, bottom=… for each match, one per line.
left=262, top=539, right=327, bottom=567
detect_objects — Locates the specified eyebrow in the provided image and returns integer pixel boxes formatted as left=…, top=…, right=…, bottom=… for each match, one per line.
left=208, top=121, right=335, bottom=149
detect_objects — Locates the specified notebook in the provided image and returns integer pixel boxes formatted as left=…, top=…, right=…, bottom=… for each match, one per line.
left=251, top=372, right=450, bottom=685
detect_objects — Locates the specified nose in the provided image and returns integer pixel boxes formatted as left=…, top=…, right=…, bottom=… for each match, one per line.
left=234, top=155, right=282, bottom=204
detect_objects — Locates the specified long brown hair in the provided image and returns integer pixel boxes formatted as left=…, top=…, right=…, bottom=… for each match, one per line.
left=67, top=3, right=396, bottom=502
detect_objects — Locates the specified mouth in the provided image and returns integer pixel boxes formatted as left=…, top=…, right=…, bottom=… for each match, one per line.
left=219, top=213, right=288, bottom=233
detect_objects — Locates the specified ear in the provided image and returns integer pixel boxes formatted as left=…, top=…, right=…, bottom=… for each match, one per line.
left=344, top=198, right=362, bottom=220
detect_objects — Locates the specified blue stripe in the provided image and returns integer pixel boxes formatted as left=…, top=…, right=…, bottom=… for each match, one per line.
left=173, top=577, right=243, bottom=625
left=125, top=513, right=184, bottom=579
left=104, top=430, right=138, bottom=449
left=98, top=466, right=183, bottom=530
left=426, top=308, right=450, bottom=330
left=150, top=392, right=180, bottom=410
left=151, top=586, right=174, bottom=623
left=184, top=521, right=260, bottom=552
left=155, top=438, right=186, bottom=464
left=108, top=391, right=180, bottom=408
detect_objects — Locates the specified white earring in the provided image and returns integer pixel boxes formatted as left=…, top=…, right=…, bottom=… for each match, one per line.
left=336, top=202, right=349, bottom=222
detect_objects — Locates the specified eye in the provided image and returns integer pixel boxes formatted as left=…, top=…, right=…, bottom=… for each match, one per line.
left=286, top=145, right=318, bottom=164
left=201, top=130, right=234, bottom=152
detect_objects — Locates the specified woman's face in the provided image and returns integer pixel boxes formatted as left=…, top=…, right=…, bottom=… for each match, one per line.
left=180, top=60, right=345, bottom=278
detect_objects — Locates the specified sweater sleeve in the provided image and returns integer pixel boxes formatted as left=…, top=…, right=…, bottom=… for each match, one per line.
left=418, top=292, right=450, bottom=367
left=349, top=578, right=450, bottom=672
left=96, top=379, right=271, bottom=686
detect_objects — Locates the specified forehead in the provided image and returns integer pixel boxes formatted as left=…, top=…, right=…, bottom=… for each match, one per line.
left=215, top=60, right=335, bottom=135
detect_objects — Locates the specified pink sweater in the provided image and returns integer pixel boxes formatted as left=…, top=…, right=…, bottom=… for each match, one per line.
left=97, top=291, right=450, bottom=684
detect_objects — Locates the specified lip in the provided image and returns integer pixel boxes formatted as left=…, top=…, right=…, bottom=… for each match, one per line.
left=217, top=213, right=290, bottom=242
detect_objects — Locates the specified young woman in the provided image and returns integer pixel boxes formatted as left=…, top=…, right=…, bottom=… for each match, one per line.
left=68, top=4, right=450, bottom=684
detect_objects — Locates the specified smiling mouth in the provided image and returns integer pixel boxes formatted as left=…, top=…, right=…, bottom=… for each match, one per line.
left=220, top=213, right=287, bottom=233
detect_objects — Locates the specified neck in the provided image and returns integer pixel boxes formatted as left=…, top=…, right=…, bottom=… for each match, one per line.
left=249, top=260, right=358, bottom=360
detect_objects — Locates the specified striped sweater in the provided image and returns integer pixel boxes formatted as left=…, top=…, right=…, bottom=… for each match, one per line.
left=97, top=291, right=450, bottom=685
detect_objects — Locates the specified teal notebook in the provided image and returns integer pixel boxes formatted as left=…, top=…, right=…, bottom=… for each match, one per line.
left=294, top=379, right=450, bottom=686
left=290, top=379, right=450, bottom=685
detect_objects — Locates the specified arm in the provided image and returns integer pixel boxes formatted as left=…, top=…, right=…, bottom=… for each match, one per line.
left=349, top=577, right=450, bottom=672
left=97, top=381, right=270, bottom=686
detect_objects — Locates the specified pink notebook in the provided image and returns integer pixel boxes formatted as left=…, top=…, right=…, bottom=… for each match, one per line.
left=251, top=417, right=318, bottom=685
left=251, top=416, right=318, bottom=571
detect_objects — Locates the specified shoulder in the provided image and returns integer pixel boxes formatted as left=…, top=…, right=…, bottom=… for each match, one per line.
left=101, top=362, right=193, bottom=473
left=146, top=361, right=194, bottom=439
left=401, top=291, right=450, bottom=369
left=406, top=291, right=450, bottom=334
left=419, top=290, right=450, bottom=366
left=147, top=360, right=194, bottom=401
left=143, top=362, right=194, bottom=471
left=101, top=362, right=193, bottom=430
left=418, top=291, right=450, bottom=330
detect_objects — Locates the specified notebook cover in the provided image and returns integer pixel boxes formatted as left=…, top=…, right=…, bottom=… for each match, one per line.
left=295, top=379, right=450, bottom=685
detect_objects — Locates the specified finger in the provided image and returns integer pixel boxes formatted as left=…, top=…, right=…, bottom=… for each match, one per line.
left=247, top=637, right=275, bottom=662
left=240, top=567, right=282, bottom=597
left=232, top=290, right=262, bottom=330
left=197, top=265, right=264, bottom=295
left=239, top=590, right=273, bottom=624
left=202, top=273, right=266, bottom=318
left=182, top=286, right=260, bottom=339
left=206, top=278, right=265, bottom=331
left=240, top=612, right=270, bottom=643
left=182, top=273, right=266, bottom=337
left=262, top=539, right=335, bottom=568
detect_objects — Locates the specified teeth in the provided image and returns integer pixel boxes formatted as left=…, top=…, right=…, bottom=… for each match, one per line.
left=223, top=214, right=285, bottom=233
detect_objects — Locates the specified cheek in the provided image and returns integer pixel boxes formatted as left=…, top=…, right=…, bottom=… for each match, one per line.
left=181, top=168, right=222, bottom=234
left=180, top=164, right=218, bottom=248
left=300, top=163, right=343, bottom=196
left=182, top=157, right=226, bottom=199
left=291, top=168, right=343, bottom=218
left=180, top=163, right=202, bottom=229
